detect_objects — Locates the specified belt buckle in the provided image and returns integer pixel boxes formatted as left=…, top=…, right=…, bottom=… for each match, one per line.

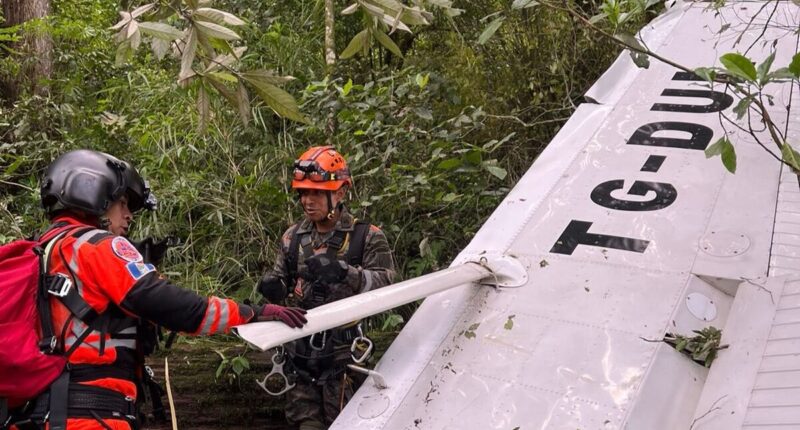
left=47, top=274, right=72, bottom=298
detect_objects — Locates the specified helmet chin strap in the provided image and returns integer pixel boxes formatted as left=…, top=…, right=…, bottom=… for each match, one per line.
left=326, top=191, right=335, bottom=220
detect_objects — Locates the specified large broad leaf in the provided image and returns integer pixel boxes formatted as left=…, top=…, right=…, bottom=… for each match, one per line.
left=151, top=37, right=170, bottom=60
left=341, top=29, right=370, bottom=59
left=197, top=84, right=210, bottom=132
left=483, top=162, right=508, bottom=180
left=179, top=29, right=198, bottom=82
left=374, top=30, right=403, bottom=58
left=194, top=8, right=245, bottom=26
left=720, top=52, right=757, bottom=82
left=138, top=22, right=183, bottom=41
left=782, top=142, right=800, bottom=172
left=789, top=52, right=800, bottom=78
left=705, top=137, right=737, bottom=173
left=341, top=3, right=359, bottom=14
left=243, top=75, right=309, bottom=124
left=110, top=12, right=132, bottom=31
left=194, top=20, right=241, bottom=41
left=241, top=70, right=296, bottom=85
left=478, top=16, right=504, bottom=45
left=131, top=3, right=155, bottom=18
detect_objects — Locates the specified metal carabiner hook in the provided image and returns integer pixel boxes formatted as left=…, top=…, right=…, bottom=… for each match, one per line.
left=350, top=325, right=373, bottom=364
left=256, top=349, right=295, bottom=396
left=309, top=331, right=327, bottom=351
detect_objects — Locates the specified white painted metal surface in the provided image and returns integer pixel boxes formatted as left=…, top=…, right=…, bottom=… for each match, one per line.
left=236, top=2, right=800, bottom=429
left=234, top=256, right=527, bottom=351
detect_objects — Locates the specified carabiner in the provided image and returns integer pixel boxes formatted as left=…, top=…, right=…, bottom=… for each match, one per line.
left=350, top=325, right=373, bottom=364
left=256, top=348, right=295, bottom=396
left=309, top=331, right=327, bottom=351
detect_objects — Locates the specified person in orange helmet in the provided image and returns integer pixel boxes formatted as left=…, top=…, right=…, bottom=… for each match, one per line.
left=257, top=146, right=396, bottom=430
left=3, top=149, right=307, bottom=430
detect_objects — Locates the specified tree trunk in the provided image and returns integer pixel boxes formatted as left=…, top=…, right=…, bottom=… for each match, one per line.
left=323, top=0, right=337, bottom=145
left=1, top=0, right=52, bottom=101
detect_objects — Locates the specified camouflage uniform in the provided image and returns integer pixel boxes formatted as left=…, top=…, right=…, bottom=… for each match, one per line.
left=265, top=208, right=396, bottom=428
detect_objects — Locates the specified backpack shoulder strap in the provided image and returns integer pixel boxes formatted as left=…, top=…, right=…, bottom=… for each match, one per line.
left=38, top=227, right=104, bottom=356
left=36, top=228, right=74, bottom=355
left=345, top=221, right=371, bottom=267
left=285, top=224, right=303, bottom=284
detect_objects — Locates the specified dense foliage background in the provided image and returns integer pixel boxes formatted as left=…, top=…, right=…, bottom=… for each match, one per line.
left=0, top=0, right=650, bottom=316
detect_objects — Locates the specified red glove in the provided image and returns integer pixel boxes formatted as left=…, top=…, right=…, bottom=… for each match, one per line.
left=259, top=304, right=307, bottom=328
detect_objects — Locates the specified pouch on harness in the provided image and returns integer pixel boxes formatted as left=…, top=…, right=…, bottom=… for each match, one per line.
left=0, top=224, right=116, bottom=430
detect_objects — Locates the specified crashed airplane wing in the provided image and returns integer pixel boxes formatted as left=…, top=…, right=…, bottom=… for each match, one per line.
left=238, top=1, right=800, bottom=428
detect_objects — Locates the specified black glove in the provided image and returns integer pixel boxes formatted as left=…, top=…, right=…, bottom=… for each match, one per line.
left=301, top=254, right=349, bottom=285
left=258, top=275, right=287, bottom=303
left=133, top=237, right=177, bottom=266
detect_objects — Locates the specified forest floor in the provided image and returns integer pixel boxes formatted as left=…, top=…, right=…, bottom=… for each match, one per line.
left=140, top=332, right=396, bottom=429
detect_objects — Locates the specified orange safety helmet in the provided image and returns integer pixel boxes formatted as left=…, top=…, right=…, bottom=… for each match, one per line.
left=291, top=146, right=352, bottom=191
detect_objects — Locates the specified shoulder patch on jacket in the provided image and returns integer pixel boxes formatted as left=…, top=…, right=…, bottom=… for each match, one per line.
left=126, top=262, right=156, bottom=280
left=111, top=237, right=143, bottom=263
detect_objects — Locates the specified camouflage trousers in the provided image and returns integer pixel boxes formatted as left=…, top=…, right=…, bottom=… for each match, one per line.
left=284, top=365, right=364, bottom=428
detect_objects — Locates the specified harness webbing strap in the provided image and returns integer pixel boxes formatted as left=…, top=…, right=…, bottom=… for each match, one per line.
left=345, top=222, right=370, bottom=267
left=48, top=371, right=70, bottom=430
left=286, top=224, right=302, bottom=284
left=287, top=220, right=370, bottom=284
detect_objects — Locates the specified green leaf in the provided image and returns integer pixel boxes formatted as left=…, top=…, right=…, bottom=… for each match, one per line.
left=208, top=71, right=237, bottom=83
left=478, top=16, right=504, bottom=45
left=781, top=143, right=800, bottom=172
left=194, top=7, right=245, bottom=26
left=732, top=96, right=752, bottom=120
left=241, top=70, right=295, bottom=86
left=194, top=20, right=241, bottom=41
left=789, top=53, right=800, bottom=78
left=468, top=322, right=480, bottom=331
left=243, top=76, right=309, bottom=124
left=179, top=29, right=198, bottom=82
left=720, top=52, right=757, bottom=82
left=340, top=29, right=369, bottom=59
left=693, top=67, right=717, bottom=83
left=215, top=359, right=228, bottom=379
left=512, top=0, right=539, bottom=9
left=484, top=164, right=508, bottom=180
left=374, top=30, right=403, bottom=58
left=504, top=315, right=515, bottom=330
left=231, top=360, right=244, bottom=375
left=767, top=67, right=795, bottom=81
left=414, top=107, right=432, bottom=120
left=197, top=84, right=210, bottom=132
left=705, top=137, right=736, bottom=173
left=442, top=192, right=459, bottom=202
left=757, top=51, right=775, bottom=84
left=342, top=78, right=354, bottom=96
left=588, top=12, right=607, bottom=24
left=138, top=21, right=183, bottom=40
left=415, top=73, right=429, bottom=89
left=436, top=158, right=461, bottom=170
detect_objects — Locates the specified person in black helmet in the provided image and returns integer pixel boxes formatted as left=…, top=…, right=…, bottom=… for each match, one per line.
left=4, top=149, right=307, bottom=430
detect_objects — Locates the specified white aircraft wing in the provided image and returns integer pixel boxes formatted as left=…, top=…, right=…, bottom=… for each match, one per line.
left=238, top=2, right=800, bottom=428
left=330, top=2, right=800, bottom=429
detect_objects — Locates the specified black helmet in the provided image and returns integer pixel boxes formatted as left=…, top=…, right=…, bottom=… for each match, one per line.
left=40, top=149, right=157, bottom=217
